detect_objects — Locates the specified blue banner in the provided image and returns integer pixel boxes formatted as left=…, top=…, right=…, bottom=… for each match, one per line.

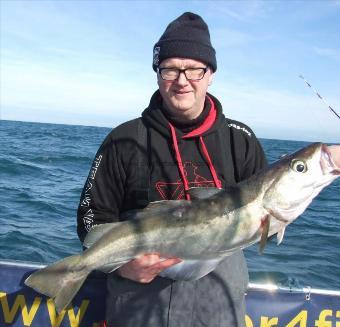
left=246, top=288, right=340, bottom=326
left=1, top=261, right=339, bottom=327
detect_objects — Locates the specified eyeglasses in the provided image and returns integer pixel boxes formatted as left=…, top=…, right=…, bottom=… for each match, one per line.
left=158, top=67, right=208, bottom=81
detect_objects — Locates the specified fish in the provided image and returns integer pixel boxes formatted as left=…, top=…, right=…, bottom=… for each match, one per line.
left=24, top=142, right=340, bottom=312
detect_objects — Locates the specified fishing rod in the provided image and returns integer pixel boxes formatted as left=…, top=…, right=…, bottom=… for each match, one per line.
left=299, top=75, right=340, bottom=120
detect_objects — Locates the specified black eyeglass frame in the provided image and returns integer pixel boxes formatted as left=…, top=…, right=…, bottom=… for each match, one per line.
left=157, top=67, right=209, bottom=81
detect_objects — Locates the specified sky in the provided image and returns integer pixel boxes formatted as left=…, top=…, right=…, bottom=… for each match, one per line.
left=1, top=0, right=340, bottom=142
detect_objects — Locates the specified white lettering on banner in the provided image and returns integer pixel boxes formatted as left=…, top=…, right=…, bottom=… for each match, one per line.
left=228, top=123, right=252, bottom=137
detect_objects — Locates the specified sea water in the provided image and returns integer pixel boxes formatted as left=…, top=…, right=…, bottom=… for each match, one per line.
left=0, top=120, right=339, bottom=290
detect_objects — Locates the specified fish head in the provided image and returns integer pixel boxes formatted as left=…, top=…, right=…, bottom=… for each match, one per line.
left=262, top=142, right=340, bottom=224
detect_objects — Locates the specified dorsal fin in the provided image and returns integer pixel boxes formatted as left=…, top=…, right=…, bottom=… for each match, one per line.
left=144, top=200, right=190, bottom=211
left=119, top=200, right=191, bottom=221
left=187, top=187, right=223, bottom=200
left=146, top=200, right=184, bottom=209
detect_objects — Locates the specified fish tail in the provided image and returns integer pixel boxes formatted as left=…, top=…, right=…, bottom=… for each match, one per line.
left=24, top=254, right=89, bottom=312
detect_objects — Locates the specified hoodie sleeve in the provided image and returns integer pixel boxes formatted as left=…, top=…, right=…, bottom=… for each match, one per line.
left=227, top=120, right=267, bottom=182
left=241, top=135, right=267, bottom=180
left=76, top=132, right=126, bottom=243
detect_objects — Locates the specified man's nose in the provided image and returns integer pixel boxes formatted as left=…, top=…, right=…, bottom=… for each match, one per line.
left=176, top=71, right=189, bottom=85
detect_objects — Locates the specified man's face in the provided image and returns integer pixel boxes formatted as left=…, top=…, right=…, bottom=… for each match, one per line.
left=157, top=58, right=214, bottom=120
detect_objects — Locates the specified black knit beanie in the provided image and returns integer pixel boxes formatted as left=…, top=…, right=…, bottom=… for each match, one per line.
left=153, top=12, right=217, bottom=72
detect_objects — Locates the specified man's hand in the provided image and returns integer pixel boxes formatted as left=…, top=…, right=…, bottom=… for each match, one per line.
left=117, top=253, right=182, bottom=283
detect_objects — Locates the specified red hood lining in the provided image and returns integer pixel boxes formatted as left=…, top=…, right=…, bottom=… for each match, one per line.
left=182, top=96, right=216, bottom=139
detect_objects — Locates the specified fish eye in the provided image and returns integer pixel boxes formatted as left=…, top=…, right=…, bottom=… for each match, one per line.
left=290, top=159, right=307, bottom=173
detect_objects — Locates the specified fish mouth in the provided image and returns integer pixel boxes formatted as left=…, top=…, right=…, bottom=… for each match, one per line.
left=321, top=144, right=340, bottom=175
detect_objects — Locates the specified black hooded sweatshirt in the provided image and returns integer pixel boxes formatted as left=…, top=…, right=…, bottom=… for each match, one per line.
left=77, top=91, right=267, bottom=327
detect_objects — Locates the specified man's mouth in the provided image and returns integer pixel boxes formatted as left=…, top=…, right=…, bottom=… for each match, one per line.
left=173, top=89, right=192, bottom=94
left=173, top=90, right=191, bottom=95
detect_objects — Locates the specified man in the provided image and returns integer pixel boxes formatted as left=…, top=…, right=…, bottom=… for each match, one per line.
left=77, top=12, right=267, bottom=327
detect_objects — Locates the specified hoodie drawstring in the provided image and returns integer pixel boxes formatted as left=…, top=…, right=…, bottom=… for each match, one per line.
left=169, top=123, right=191, bottom=200
left=169, top=122, right=222, bottom=200
left=199, top=136, right=222, bottom=189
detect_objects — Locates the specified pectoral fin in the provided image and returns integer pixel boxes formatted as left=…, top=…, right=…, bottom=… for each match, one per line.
left=259, top=215, right=270, bottom=255
left=277, top=226, right=286, bottom=245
